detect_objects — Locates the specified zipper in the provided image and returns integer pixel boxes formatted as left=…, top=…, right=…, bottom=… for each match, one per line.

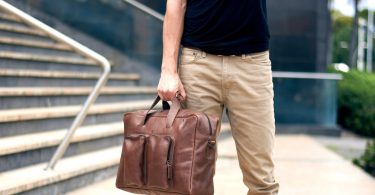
left=203, top=113, right=213, bottom=136
left=166, top=136, right=174, bottom=180
left=203, top=113, right=216, bottom=148
left=141, top=135, right=147, bottom=185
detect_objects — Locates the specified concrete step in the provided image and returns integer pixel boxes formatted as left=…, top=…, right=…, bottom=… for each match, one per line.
left=67, top=177, right=132, bottom=195
left=0, top=44, right=84, bottom=58
left=0, top=122, right=123, bottom=172
left=0, top=68, right=139, bottom=80
left=0, top=93, right=155, bottom=109
left=0, top=51, right=97, bottom=66
left=0, top=58, right=102, bottom=72
left=0, top=99, right=153, bottom=122
left=0, top=18, right=27, bottom=28
left=0, top=12, right=21, bottom=23
left=0, top=86, right=156, bottom=96
left=0, top=9, right=27, bottom=27
left=0, top=146, right=121, bottom=195
left=0, top=19, right=29, bottom=28
left=0, top=99, right=159, bottom=137
left=0, top=122, right=123, bottom=157
left=0, top=30, right=53, bottom=42
left=0, top=36, right=72, bottom=51
left=0, top=23, right=46, bottom=37
left=0, top=68, right=140, bottom=87
left=0, top=86, right=156, bottom=109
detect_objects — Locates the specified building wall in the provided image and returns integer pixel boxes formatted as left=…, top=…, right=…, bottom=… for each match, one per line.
left=267, top=0, right=331, bottom=72
left=22, top=0, right=164, bottom=69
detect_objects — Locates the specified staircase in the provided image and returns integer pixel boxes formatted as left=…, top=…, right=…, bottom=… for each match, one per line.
left=0, top=3, right=158, bottom=194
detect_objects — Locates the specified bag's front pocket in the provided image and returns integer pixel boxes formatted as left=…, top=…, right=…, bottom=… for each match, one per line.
left=123, top=135, right=147, bottom=187
left=146, top=135, right=174, bottom=189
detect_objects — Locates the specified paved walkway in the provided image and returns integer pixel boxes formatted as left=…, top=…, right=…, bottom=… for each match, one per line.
left=68, top=134, right=375, bottom=195
left=313, top=131, right=370, bottom=160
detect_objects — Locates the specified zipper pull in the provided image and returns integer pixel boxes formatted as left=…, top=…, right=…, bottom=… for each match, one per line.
left=208, top=139, right=216, bottom=148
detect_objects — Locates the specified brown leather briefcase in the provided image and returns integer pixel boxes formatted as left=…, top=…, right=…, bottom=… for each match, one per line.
left=116, top=95, right=219, bottom=195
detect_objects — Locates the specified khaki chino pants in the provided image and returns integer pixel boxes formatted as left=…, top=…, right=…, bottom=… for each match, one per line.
left=178, top=47, right=280, bottom=195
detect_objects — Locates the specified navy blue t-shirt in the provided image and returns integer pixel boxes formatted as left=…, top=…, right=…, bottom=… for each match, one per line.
left=181, top=0, right=270, bottom=55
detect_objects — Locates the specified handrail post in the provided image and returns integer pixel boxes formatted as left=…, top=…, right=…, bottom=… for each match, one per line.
left=0, top=0, right=111, bottom=170
left=44, top=60, right=110, bottom=170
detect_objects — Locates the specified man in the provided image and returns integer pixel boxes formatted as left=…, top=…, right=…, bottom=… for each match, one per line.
left=157, top=0, right=279, bottom=194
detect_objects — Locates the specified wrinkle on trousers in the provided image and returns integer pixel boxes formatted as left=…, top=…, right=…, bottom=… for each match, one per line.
left=178, top=46, right=280, bottom=195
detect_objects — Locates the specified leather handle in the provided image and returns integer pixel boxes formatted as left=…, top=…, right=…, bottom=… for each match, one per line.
left=166, top=97, right=181, bottom=128
left=141, top=96, right=170, bottom=125
left=142, top=93, right=182, bottom=127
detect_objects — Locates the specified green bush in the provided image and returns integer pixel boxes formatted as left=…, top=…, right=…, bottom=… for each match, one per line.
left=353, top=139, right=375, bottom=177
left=337, top=71, right=375, bottom=137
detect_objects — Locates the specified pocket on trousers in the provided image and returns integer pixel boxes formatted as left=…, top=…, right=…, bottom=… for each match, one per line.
left=146, top=135, right=174, bottom=189
left=123, top=135, right=147, bottom=187
left=242, top=50, right=271, bottom=66
left=179, top=47, right=204, bottom=65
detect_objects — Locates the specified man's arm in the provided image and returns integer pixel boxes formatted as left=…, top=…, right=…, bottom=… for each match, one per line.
left=157, top=0, right=187, bottom=101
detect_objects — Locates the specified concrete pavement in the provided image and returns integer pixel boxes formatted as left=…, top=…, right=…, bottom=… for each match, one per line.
left=68, top=134, right=375, bottom=195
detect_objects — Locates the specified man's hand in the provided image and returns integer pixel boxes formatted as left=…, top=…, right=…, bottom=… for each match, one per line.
left=157, top=68, right=186, bottom=101
left=158, top=0, right=187, bottom=101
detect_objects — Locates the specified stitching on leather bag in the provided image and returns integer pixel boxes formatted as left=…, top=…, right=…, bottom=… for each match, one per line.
left=188, top=115, right=199, bottom=193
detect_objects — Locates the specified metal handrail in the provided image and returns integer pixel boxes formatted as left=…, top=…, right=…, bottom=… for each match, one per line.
left=0, top=0, right=111, bottom=170
left=123, top=0, right=164, bottom=21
